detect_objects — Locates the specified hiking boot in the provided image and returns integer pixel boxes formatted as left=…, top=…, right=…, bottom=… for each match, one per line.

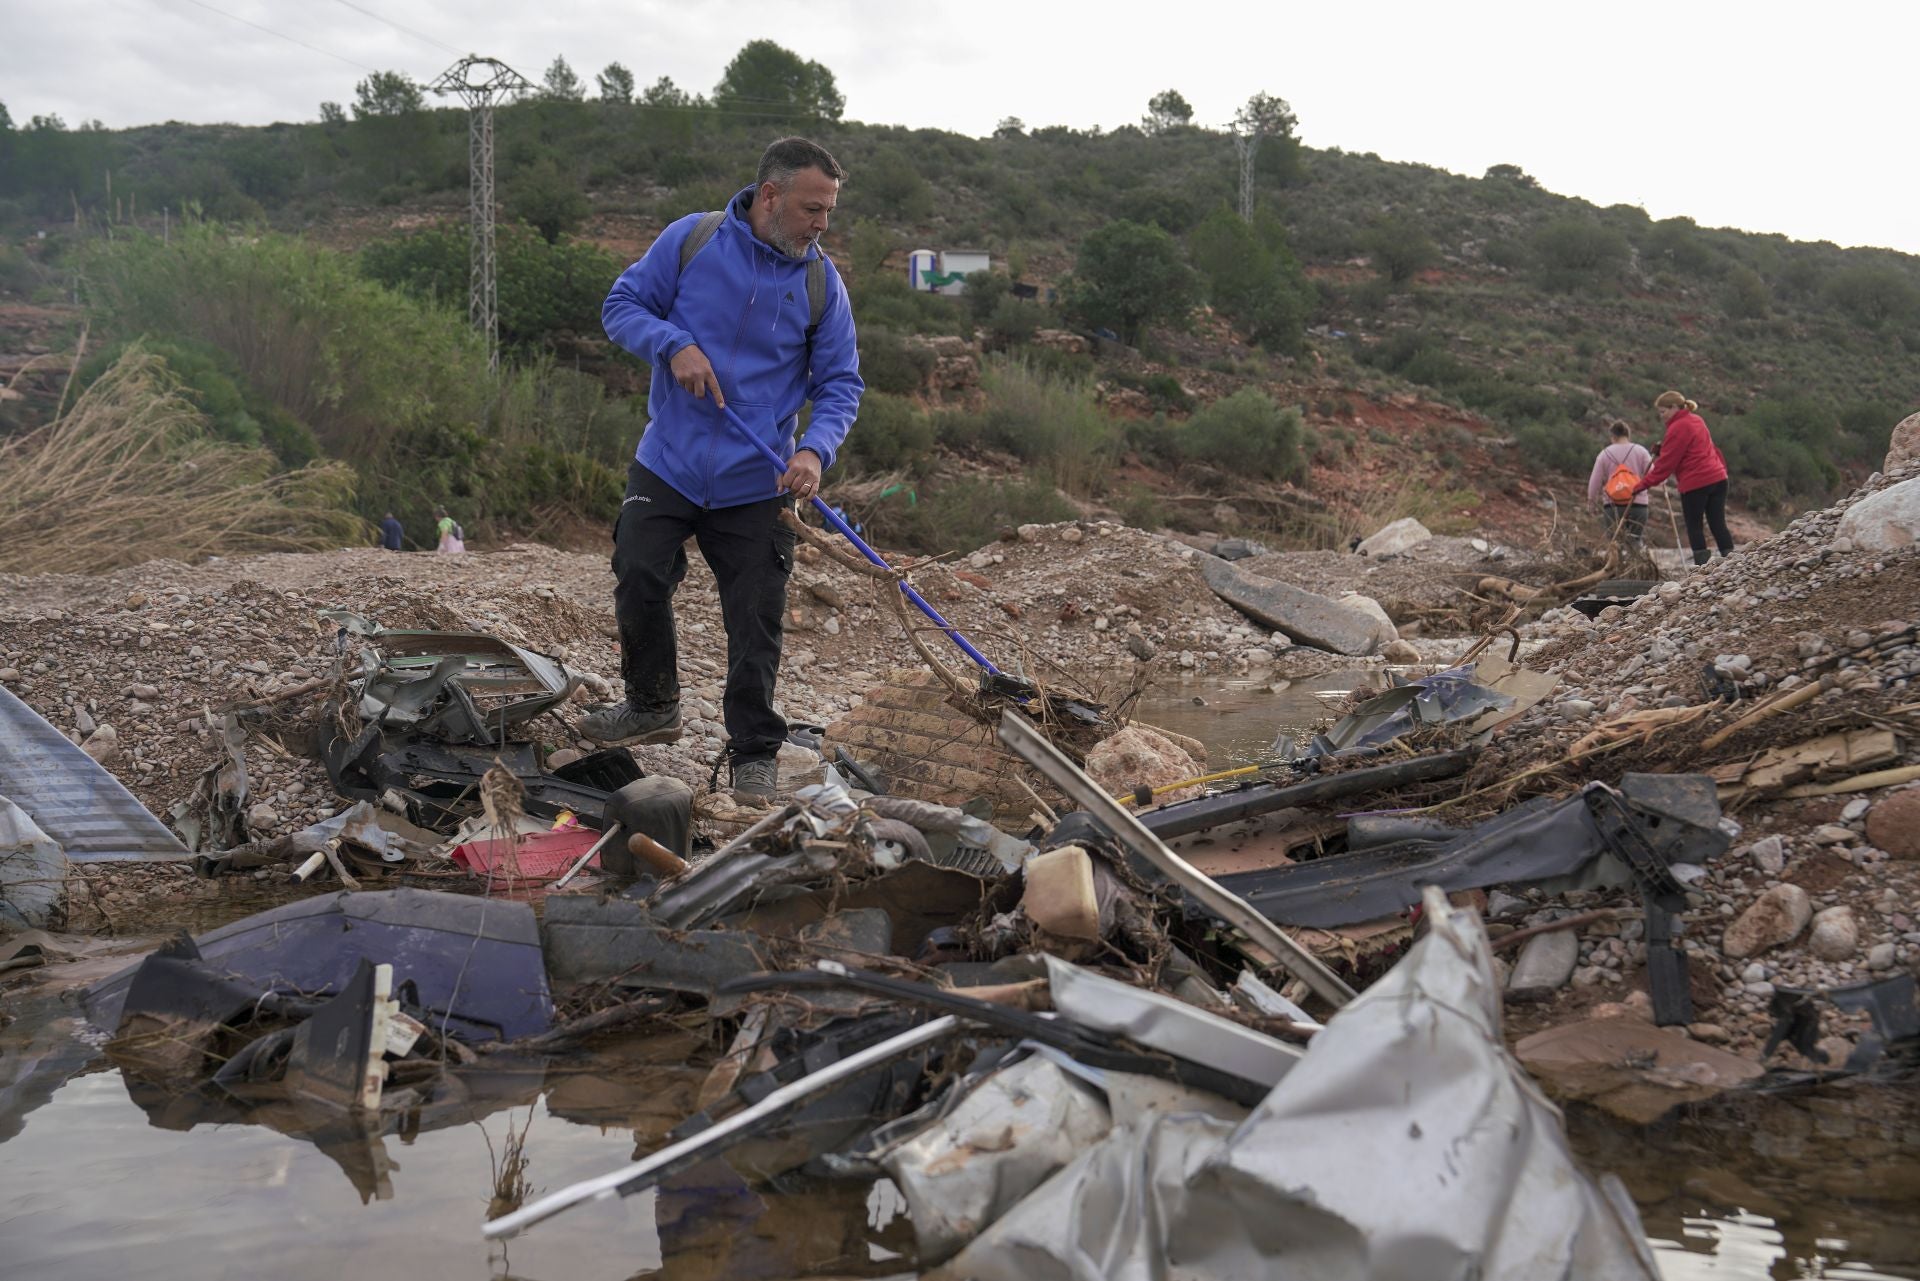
left=577, top=701, right=681, bottom=746
left=729, top=755, right=780, bottom=805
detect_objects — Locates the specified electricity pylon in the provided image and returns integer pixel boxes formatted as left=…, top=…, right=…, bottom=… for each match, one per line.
left=430, top=56, right=530, bottom=374
left=1232, top=131, right=1258, bottom=223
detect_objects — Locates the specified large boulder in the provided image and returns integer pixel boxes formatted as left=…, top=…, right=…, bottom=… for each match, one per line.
left=1356, top=516, right=1432, bottom=558
left=1722, top=883, right=1811, bottom=959
left=1515, top=1018, right=1765, bottom=1124
left=1338, top=592, right=1400, bottom=647
left=1198, top=556, right=1382, bottom=656
left=1506, top=928, right=1579, bottom=1001
left=1886, top=410, right=1920, bottom=472
left=1865, top=788, right=1920, bottom=860
left=1835, top=476, right=1920, bottom=552
left=905, top=334, right=979, bottom=394
left=1807, top=906, right=1859, bottom=961
left=1086, top=726, right=1204, bottom=805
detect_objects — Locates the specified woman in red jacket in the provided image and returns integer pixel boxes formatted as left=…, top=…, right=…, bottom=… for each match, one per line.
left=1634, top=390, right=1733, bottom=565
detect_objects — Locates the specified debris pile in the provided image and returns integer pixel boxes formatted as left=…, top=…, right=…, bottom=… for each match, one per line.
left=1424, top=461, right=1920, bottom=1061
left=49, top=708, right=1664, bottom=1274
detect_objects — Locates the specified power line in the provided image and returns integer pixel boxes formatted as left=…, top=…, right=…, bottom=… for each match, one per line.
left=173, top=0, right=376, bottom=72
left=329, top=0, right=462, bottom=56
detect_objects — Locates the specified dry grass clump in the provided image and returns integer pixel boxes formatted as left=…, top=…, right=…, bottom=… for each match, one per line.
left=0, top=343, right=366, bottom=574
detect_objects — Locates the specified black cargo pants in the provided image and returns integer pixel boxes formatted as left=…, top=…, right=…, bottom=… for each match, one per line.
left=611, top=461, right=796, bottom=762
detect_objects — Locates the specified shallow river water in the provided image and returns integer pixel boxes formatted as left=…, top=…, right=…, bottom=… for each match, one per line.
left=1, top=675, right=1914, bottom=1279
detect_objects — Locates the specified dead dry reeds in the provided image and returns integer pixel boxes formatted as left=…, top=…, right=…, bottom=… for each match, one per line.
left=0, top=343, right=367, bottom=574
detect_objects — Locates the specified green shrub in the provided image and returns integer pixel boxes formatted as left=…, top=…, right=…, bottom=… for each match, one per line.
left=964, top=270, right=1012, bottom=325
left=361, top=221, right=617, bottom=348
left=983, top=296, right=1039, bottom=350
left=1739, top=396, right=1838, bottom=455
left=848, top=271, right=968, bottom=338
left=1645, top=218, right=1721, bottom=278
left=1824, top=265, right=1920, bottom=330
left=1714, top=416, right=1838, bottom=512
left=1111, top=370, right=1191, bottom=413
left=1132, top=184, right=1206, bottom=235
left=1188, top=206, right=1313, bottom=354
left=80, top=226, right=624, bottom=533
left=1402, top=346, right=1473, bottom=388
left=1838, top=400, right=1903, bottom=462
left=1178, top=388, right=1302, bottom=479
left=929, top=406, right=986, bottom=452
left=0, top=244, right=39, bottom=294
left=1063, top=219, right=1196, bottom=344
left=839, top=390, right=934, bottom=474
left=873, top=474, right=1075, bottom=554
left=1363, top=217, right=1438, bottom=284
left=506, top=160, right=590, bottom=242
left=854, top=146, right=933, bottom=222
left=847, top=217, right=896, bottom=278
left=1512, top=419, right=1593, bottom=475
left=977, top=355, right=1119, bottom=495
left=1011, top=341, right=1095, bottom=384
left=1722, top=266, right=1770, bottom=319
left=1349, top=279, right=1392, bottom=313
left=1533, top=218, right=1629, bottom=291
left=77, top=337, right=319, bottom=466
left=856, top=328, right=935, bottom=395
left=1116, top=483, right=1166, bottom=529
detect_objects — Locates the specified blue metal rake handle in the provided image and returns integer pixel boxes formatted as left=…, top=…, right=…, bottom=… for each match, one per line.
left=719, top=404, right=1002, bottom=676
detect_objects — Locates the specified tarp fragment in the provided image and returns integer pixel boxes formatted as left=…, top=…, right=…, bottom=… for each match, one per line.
left=934, top=887, right=1660, bottom=1281
left=0, top=686, right=188, bottom=864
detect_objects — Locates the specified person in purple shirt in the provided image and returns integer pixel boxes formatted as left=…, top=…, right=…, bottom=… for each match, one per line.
left=1587, top=421, right=1651, bottom=544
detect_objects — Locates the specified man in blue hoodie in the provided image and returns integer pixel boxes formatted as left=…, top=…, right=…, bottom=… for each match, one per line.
left=579, top=137, right=863, bottom=803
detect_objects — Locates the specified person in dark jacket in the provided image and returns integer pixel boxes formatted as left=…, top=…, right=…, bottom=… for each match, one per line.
left=379, top=512, right=404, bottom=551
left=578, top=137, right=864, bottom=803
left=1634, top=390, right=1733, bottom=564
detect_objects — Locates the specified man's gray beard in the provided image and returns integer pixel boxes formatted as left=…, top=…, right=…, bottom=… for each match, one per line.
left=769, top=226, right=815, bottom=259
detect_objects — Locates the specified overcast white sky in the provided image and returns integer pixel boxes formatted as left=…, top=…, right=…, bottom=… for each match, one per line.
left=5, top=0, right=1916, bottom=253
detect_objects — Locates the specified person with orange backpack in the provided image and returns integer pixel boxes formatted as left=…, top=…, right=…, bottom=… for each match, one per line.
left=1586, top=420, right=1651, bottom=544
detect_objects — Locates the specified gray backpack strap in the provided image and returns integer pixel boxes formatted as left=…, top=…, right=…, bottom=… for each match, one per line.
left=805, top=256, right=827, bottom=334
left=677, top=210, right=726, bottom=273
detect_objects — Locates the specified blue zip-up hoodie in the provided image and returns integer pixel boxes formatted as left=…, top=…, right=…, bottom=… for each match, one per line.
left=602, top=186, right=863, bottom=509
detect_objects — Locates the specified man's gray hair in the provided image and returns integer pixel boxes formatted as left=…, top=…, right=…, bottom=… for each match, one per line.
left=756, top=136, right=846, bottom=189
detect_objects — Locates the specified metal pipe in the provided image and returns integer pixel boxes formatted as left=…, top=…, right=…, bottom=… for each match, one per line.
left=481, top=1013, right=964, bottom=1239
left=717, top=404, right=1001, bottom=675
left=1138, top=749, right=1476, bottom=841
left=287, top=850, right=327, bottom=884
left=998, top=709, right=1357, bottom=1009
left=552, top=823, right=621, bottom=890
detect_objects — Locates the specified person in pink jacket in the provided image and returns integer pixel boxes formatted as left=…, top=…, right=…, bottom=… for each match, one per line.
left=1586, top=420, right=1651, bottom=543
left=1634, top=390, right=1733, bottom=565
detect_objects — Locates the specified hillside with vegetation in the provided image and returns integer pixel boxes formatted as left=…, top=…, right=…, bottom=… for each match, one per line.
left=2, top=41, right=1916, bottom=561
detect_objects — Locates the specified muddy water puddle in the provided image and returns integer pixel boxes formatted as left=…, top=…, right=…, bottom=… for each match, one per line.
left=1134, top=669, right=1385, bottom=765
left=3, top=980, right=1912, bottom=1280
left=0, top=983, right=912, bottom=1280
